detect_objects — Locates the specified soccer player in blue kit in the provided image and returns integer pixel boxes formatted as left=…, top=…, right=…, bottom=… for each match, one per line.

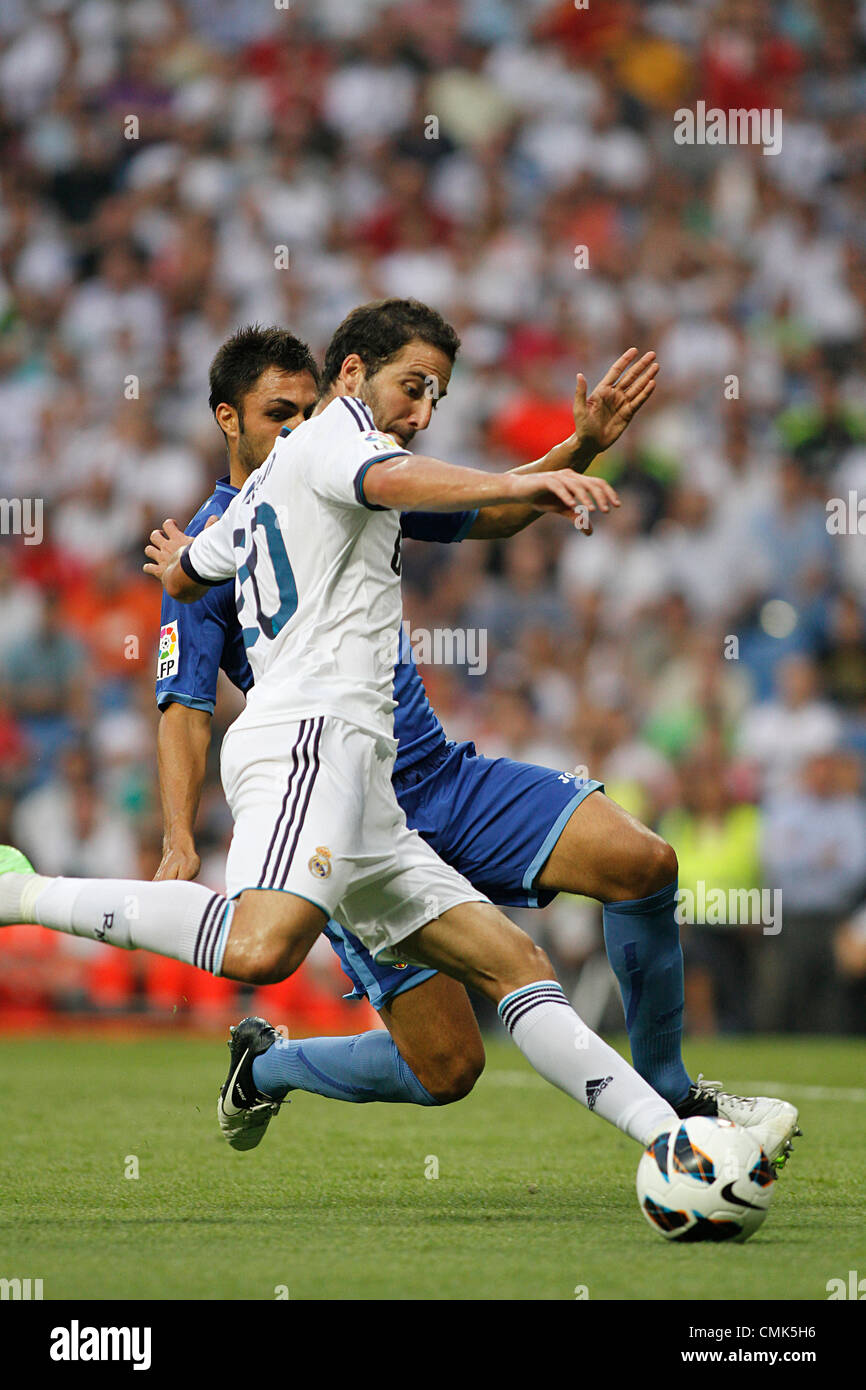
left=153, top=303, right=799, bottom=1163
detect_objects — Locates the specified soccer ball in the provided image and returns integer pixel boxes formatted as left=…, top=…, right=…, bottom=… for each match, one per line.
left=636, top=1117, right=776, bottom=1243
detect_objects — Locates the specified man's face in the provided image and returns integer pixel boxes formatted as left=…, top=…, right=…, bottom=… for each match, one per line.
left=359, top=339, right=453, bottom=447
left=225, top=366, right=319, bottom=471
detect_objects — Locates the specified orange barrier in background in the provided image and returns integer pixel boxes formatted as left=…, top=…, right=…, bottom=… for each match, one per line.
left=0, top=926, right=379, bottom=1036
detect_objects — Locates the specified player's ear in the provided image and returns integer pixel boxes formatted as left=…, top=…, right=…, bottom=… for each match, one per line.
left=338, top=354, right=365, bottom=394
left=215, top=402, right=237, bottom=441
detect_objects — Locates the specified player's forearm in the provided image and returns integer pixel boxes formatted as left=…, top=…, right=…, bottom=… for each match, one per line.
left=162, top=549, right=213, bottom=602
left=363, top=455, right=536, bottom=513
left=468, top=437, right=596, bottom=539
left=517, top=433, right=598, bottom=478
left=157, top=702, right=212, bottom=847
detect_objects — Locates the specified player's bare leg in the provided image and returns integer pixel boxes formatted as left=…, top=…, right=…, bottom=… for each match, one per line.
left=219, top=895, right=486, bottom=1142
left=224, top=892, right=486, bottom=1102
left=215, top=889, right=675, bottom=1151
left=0, top=848, right=484, bottom=1130
left=398, top=899, right=679, bottom=1146
left=536, top=790, right=676, bottom=902
left=377, top=974, right=484, bottom=1103
left=221, top=976, right=485, bottom=1151
left=222, top=899, right=486, bottom=1134
left=219, top=889, right=327, bottom=983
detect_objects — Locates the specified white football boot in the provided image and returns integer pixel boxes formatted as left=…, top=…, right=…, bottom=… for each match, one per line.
left=676, top=1075, right=801, bottom=1168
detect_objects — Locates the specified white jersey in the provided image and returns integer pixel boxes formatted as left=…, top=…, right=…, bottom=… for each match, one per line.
left=185, top=395, right=409, bottom=744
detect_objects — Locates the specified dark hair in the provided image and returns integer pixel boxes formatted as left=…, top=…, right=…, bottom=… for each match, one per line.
left=321, top=298, right=460, bottom=390
left=208, top=325, right=319, bottom=426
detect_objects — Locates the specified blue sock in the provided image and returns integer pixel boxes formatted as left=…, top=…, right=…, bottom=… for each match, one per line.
left=602, top=878, right=692, bottom=1106
left=251, top=1030, right=437, bottom=1106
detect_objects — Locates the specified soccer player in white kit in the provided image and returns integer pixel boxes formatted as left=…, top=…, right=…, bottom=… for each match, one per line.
left=188, top=387, right=502, bottom=966
left=0, top=300, right=692, bottom=1157
left=0, top=299, right=791, bottom=1169
left=156, top=317, right=690, bottom=1151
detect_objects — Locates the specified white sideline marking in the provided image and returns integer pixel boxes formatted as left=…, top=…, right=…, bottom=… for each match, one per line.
left=744, top=1080, right=866, bottom=1104
left=484, top=1074, right=866, bottom=1102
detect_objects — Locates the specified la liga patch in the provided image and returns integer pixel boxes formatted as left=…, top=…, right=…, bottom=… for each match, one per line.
left=157, top=621, right=179, bottom=681
left=363, top=430, right=401, bottom=453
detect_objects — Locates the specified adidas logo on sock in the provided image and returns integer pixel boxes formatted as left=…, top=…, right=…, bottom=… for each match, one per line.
left=586, top=1075, right=613, bottom=1111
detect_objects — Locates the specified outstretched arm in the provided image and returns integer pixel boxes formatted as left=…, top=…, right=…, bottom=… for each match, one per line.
left=363, top=455, right=598, bottom=527
left=468, top=348, right=658, bottom=539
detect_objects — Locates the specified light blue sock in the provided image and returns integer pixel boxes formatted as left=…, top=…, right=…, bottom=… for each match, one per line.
left=602, top=878, right=692, bottom=1106
left=251, top=1030, right=437, bottom=1105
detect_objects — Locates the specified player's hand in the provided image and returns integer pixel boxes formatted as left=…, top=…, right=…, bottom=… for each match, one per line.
left=154, top=840, right=201, bottom=882
left=509, top=469, right=619, bottom=532
left=572, top=348, right=659, bottom=457
left=143, top=517, right=195, bottom=582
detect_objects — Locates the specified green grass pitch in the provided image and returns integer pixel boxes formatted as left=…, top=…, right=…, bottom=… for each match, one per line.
left=1, top=1031, right=863, bottom=1300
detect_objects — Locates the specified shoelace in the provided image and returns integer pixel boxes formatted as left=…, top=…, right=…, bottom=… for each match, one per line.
left=695, top=1074, right=754, bottom=1107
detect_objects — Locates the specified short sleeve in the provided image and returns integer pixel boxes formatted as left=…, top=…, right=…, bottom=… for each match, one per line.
left=156, top=486, right=252, bottom=709
left=305, top=397, right=409, bottom=510
left=156, top=569, right=256, bottom=711
left=156, top=585, right=226, bottom=713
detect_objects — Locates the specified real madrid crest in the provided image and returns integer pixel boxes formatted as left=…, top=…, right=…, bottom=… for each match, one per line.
left=308, top=846, right=332, bottom=879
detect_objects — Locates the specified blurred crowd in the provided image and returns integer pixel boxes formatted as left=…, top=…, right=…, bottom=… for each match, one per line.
left=0, top=0, right=865, bottom=1032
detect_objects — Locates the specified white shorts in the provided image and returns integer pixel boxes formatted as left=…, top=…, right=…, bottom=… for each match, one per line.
left=220, top=715, right=489, bottom=960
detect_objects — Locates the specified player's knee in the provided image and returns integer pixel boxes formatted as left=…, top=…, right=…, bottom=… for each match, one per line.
left=528, top=940, right=555, bottom=980
left=631, top=834, right=678, bottom=899
left=461, top=913, right=554, bottom=1000
left=430, top=1070, right=480, bottom=1106
left=497, top=937, right=556, bottom=995
left=420, top=1042, right=485, bottom=1105
left=235, top=953, right=286, bottom=987
left=229, top=937, right=303, bottom=986
left=228, top=897, right=318, bottom=984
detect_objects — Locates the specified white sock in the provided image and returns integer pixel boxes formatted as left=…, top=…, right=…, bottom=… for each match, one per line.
left=25, top=876, right=234, bottom=976
left=498, top=981, right=677, bottom=1146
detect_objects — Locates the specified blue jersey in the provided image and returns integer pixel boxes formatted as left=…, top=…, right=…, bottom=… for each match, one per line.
left=156, top=477, right=253, bottom=713
left=155, top=474, right=477, bottom=776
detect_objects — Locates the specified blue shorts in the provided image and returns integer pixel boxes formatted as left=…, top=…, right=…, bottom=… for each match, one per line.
left=325, top=740, right=603, bottom=1010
